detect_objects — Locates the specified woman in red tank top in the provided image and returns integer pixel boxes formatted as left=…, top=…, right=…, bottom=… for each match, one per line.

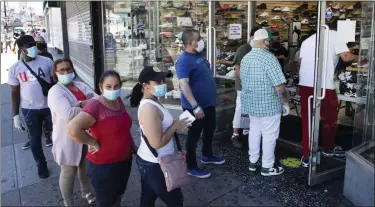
left=68, top=70, right=138, bottom=207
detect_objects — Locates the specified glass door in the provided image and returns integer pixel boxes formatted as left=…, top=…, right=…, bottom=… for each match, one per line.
left=308, top=1, right=375, bottom=186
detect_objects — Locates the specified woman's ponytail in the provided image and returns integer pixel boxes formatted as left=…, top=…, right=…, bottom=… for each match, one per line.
left=130, top=83, right=143, bottom=107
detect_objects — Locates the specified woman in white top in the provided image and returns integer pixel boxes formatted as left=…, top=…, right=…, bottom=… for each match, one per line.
left=47, top=59, right=97, bottom=206
left=130, top=66, right=190, bottom=207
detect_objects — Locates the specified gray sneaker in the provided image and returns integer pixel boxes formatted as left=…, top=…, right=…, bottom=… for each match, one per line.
left=261, top=165, right=284, bottom=176
left=231, top=134, right=243, bottom=149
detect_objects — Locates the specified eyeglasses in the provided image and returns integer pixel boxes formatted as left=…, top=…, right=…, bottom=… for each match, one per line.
left=56, top=68, right=73, bottom=74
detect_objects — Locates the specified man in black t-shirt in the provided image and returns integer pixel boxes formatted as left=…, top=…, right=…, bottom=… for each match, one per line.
left=230, top=27, right=259, bottom=148
left=35, top=36, right=53, bottom=61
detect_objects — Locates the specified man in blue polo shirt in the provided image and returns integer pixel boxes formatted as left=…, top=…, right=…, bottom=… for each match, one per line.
left=176, top=29, right=225, bottom=179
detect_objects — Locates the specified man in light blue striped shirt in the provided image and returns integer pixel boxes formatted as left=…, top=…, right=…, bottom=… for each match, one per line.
left=240, top=29, right=289, bottom=176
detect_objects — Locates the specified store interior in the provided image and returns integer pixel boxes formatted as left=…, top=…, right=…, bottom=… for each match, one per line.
left=100, top=1, right=374, bottom=175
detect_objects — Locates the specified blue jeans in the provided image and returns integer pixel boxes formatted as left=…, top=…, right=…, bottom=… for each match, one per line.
left=21, top=108, right=52, bottom=166
left=136, top=155, right=184, bottom=207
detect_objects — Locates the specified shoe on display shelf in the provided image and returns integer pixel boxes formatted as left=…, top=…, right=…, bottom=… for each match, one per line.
left=310, top=14, right=317, bottom=19
left=226, top=70, right=236, bottom=78
left=272, top=16, right=281, bottom=20
left=282, top=7, right=290, bottom=12
left=136, top=24, right=145, bottom=29
left=281, top=17, right=289, bottom=22
left=331, top=2, right=340, bottom=10
left=259, top=12, right=269, bottom=18
left=301, top=156, right=309, bottom=168
left=174, top=38, right=180, bottom=44
left=292, top=15, right=299, bottom=21
left=344, top=90, right=357, bottom=98
left=272, top=7, right=282, bottom=12
left=353, top=1, right=362, bottom=9
left=257, top=3, right=267, bottom=10
left=301, top=19, right=309, bottom=24
left=174, top=32, right=183, bottom=39
left=333, top=11, right=340, bottom=17
left=271, top=24, right=280, bottom=29
left=160, top=32, right=173, bottom=38
left=353, top=9, right=362, bottom=15
left=302, top=10, right=310, bottom=17
left=159, top=22, right=173, bottom=28
left=347, top=13, right=353, bottom=18
left=220, top=4, right=231, bottom=11
left=339, top=14, right=346, bottom=20
left=163, top=56, right=173, bottom=63
left=339, top=7, right=346, bottom=13
left=346, top=5, right=354, bottom=11
left=164, top=12, right=176, bottom=18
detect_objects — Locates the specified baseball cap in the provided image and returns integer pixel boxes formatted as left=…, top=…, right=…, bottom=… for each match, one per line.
left=253, top=29, right=270, bottom=40
left=138, top=66, right=167, bottom=83
left=16, top=35, right=35, bottom=48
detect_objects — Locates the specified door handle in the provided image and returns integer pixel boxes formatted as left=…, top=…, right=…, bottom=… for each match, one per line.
left=308, top=95, right=314, bottom=147
left=212, top=27, right=216, bottom=76
left=317, top=25, right=329, bottom=100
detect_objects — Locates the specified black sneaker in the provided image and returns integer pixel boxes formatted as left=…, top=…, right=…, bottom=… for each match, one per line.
left=301, top=156, right=309, bottom=167
left=261, top=165, right=284, bottom=176
left=322, top=146, right=346, bottom=157
left=249, top=160, right=261, bottom=172
left=22, top=141, right=31, bottom=150
left=231, top=134, right=243, bottom=149
left=38, top=164, right=49, bottom=179
left=45, top=138, right=53, bottom=147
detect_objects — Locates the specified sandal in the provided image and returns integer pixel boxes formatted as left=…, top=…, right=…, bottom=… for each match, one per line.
left=83, top=193, right=96, bottom=205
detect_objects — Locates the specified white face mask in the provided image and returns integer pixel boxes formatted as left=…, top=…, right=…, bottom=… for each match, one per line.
left=195, top=39, right=205, bottom=53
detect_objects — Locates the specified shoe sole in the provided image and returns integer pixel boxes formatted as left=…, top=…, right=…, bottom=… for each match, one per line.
left=45, top=144, right=53, bottom=147
left=301, top=162, right=309, bottom=168
left=187, top=172, right=211, bottom=179
left=248, top=167, right=256, bottom=172
left=22, top=146, right=31, bottom=150
left=261, top=170, right=284, bottom=176
left=201, top=160, right=225, bottom=165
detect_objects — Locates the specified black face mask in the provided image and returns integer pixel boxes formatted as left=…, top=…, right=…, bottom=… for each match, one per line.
left=36, top=42, right=46, bottom=51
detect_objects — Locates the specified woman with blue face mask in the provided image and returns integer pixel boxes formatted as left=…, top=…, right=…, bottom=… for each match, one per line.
left=129, top=66, right=191, bottom=206
left=68, top=70, right=137, bottom=207
left=47, top=59, right=97, bottom=206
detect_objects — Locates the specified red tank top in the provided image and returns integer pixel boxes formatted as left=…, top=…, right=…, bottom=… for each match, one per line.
left=69, top=88, right=86, bottom=101
left=82, top=97, right=132, bottom=164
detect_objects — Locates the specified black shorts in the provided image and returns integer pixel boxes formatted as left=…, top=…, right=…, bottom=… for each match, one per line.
left=86, top=158, right=132, bottom=206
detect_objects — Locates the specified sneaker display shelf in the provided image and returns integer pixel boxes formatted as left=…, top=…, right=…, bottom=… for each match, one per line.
left=255, top=1, right=318, bottom=43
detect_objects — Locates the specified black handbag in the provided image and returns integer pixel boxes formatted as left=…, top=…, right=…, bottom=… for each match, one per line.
left=22, top=60, right=53, bottom=96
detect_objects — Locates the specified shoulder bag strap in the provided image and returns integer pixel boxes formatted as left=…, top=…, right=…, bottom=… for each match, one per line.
left=173, top=132, right=183, bottom=152
left=22, top=60, right=43, bottom=83
left=141, top=130, right=159, bottom=158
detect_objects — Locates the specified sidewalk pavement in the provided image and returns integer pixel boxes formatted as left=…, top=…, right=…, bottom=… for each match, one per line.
left=1, top=83, right=279, bottom=206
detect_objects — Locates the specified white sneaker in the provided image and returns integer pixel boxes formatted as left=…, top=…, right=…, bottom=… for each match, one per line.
left=301, top=19, right=309, bottom=24
left=282, top=7, right=290, bottom=12
left=259, top=12, right=269, bottom=18
left=226, top=70, right=236, bottom=78
left=175, top=38, right=180, bottom=44
left=346, top=5, right=354, bottom=10
left=159, top=22, right=173, bottom=28
left=339, top=13, right=346, bottom=19
left=164, top=12, right=176, bottom=18
left=353, top=9, right=361, bottom=15
left=272, top=15, right=281, bottom=20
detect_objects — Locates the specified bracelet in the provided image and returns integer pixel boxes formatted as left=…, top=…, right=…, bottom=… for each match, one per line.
left=193, top=106, right=201, bottom=114
left=192, top=104, right=199, bottom=110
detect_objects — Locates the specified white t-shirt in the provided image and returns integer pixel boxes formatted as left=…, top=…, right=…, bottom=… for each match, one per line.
left=8, top=56, right=54, bottom=109
left=299, top=31, right=349, bottom=89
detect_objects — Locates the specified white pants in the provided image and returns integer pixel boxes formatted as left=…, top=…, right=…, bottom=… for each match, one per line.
left=248, top=114, right=281, bottom=168
left=232, top=91, right=242, bottom=128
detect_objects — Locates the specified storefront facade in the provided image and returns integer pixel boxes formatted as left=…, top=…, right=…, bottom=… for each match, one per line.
left=48, top=1, right=374, bottom=199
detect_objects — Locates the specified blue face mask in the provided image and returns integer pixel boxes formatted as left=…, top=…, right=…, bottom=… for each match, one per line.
left=57, top=73, right=75, bottom=85
left=250, top=40, right=255, bottom=48
left=153, top=84, right=167, bottom=97
left=103, top=89, right=121, bottom=101
left=26, top=46, right=38, bottom=58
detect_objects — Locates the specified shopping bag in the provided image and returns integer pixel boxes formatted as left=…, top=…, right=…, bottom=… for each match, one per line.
left=240, top=114, right=250, bottom=129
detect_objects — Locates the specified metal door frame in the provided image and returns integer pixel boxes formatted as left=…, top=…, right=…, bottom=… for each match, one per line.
left=308, top=1, right=346, bottom=186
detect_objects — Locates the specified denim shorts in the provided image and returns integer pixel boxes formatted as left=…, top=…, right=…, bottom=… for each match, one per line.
left=86, top=158, right=132, bottom=206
